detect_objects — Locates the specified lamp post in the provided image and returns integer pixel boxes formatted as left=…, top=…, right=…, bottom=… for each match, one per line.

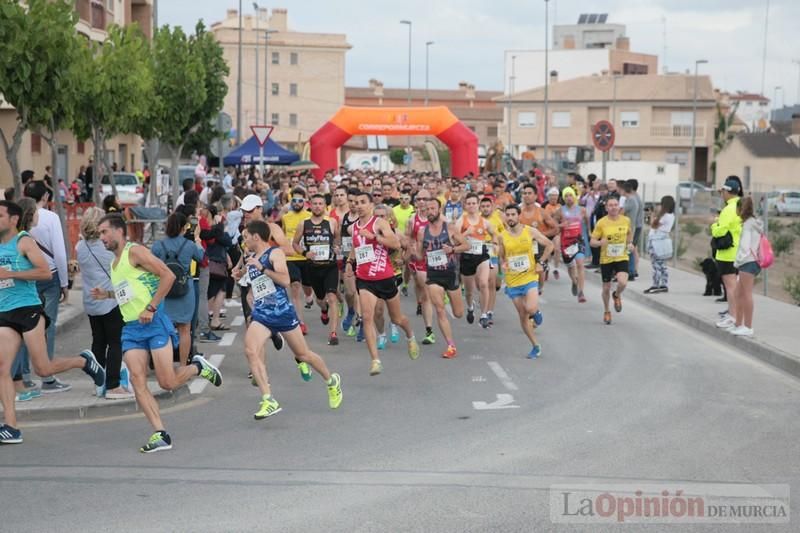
left=543, top=0, right=550, bottom=169
left=508, top=55, right=516, bottom=160
left=252, top=3, right=260, bottom=127
left=690, top=59, right=708, bottom=195
left=400, top=20, right=412, bottom=164
left=425, top=41, right=434, bottom=106
left=236, top=0, right=243, bottom=145
left=773, top=85, right=783, bottom=111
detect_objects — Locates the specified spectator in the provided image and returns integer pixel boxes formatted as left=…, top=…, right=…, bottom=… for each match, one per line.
left=644, top=195, right=675, bottom=294
left=102, top=194, right=122, bottom=214
left=713, top=176, right=744, bottom=330
left=622, top=179, right=644, bottom=279
left=730, top=196, right=762, bottom=337
left=175, top=178, right=195, bottom=208
left=76, top=207, right=131, bottom=399
left=200, top=205, right=232, bottom=330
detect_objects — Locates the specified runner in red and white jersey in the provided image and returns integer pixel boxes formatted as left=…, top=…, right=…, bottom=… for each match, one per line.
left=404, top=190, right=435, bottom=345
left=348, top=191, right=419, bottom=375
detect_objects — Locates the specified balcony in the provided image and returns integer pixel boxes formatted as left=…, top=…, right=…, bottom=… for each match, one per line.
left=650, top=124, right=705, bottom=138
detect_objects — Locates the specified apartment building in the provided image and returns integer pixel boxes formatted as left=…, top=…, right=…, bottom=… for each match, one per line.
left=496, top=73, right=716, bottom=181
left=0, top=0, right=153, bottom=188
left=211, top=8, right=350, bottom=150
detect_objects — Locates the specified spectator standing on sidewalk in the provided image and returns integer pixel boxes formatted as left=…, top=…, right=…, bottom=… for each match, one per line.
left=644, top=195, right=675, bottom=293
left=713, top=176, right=744, bottom=330
left=730, top=196, right=762, bottom=337
left=76, top=207, right=131, bottom=399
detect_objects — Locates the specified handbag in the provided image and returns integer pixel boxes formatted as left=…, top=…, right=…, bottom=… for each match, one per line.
left=757, top=234, right=774, bottom=269
left=650, top=235, right=673, bottom=260
left=710, top=231, right=733, bottom=253
left=208, top=258, right=228, bottom=279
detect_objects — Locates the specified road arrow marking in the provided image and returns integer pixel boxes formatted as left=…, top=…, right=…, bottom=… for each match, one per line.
left=472, top=393, right=520, bottom=410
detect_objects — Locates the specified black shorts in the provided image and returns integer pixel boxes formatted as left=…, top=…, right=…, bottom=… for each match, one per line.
left=208, top=275, right=226, bottom=299
left=426, top=269, right=460, bottom=291
left=460, top=253, right=489, bottom=276
left=356, top=277, right=398, bottom=300
left=303, top=263, right=339, bottom=300
left=287, top=261, right=305, bottom=284
left=0, top=305, right=50, bottom=335
left=601, top=261, right=629, bottom=283
left=716, top=260, right=738, bottom=277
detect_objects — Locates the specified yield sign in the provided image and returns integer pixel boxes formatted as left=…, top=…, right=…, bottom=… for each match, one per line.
left=592, top=120, right=615, bottom=152
left=251, top=125, right=274, bottom=147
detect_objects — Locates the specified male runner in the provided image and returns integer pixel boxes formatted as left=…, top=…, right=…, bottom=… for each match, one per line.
left=0, top=201, right=105, bottom=445
left=339, top=188, right=361, bottom=338
left=280, top=188, right=311, bottom=334
left=443, top=180, right=464, bottom=223
left=392, top=189, right=415, bottom=296
left=498, top=204, right=554, bottom=359
left=405, top=190, right=436, bottom=345
left=456, top=193, right=497, bottom=328
left=551, top=187, right=589, bottom=303
left=480, top=195, right=505, bottom=325
left=590, top=196, right=633, bottom=325
left=349, top=192, right=419, bottom=375
left=418, top=198, right=468, bottom=358
left=243, top=220, right=342, bottom=419
left=95, top=214, right=221, bottom=452
left=543, top=187, right=563, bottom=278
left=518, top=183, right=557, bottom=292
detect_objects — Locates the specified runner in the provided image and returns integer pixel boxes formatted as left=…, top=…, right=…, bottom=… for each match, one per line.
left=373, top=204, right=405, bottom=349
left=543, top=187, right=563, bottom=279
left=243, top=220, right=342, bottom=419
left=293, top=194, right=340, bottom=345
left=480, top=195, right=505, bottom=325
left=456, top=193, right=497, bottom=328
left=349, top=191, right=419, bottom=375
left=518, top=183, right=557, bottom=293
left=95, top=214, right=222, bottom=453
left=280, top=188, right=311, bottom=334
left=551, top=187, right=589, bottom=303
left=589, top=196, right=633, bottom=325
left=418, top=198, right=468, bottom=358
left=392, top=189, right=415, bottom=296
left=498, top=204, right=554, bottom=359
left=443, top=180, right=464, bottom=224
left=338, top=188, right=362, bottom=339
left=0, top=201, right=105, bottom=445
left=405, top=190, right=436, bottom=345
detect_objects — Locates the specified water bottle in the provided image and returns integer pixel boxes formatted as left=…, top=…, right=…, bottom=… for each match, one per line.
left=120, top=361, right=130, bottom=390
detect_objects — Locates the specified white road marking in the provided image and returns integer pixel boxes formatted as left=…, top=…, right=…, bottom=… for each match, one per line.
left=231, top=316, right=245, bottom=327
left=219, top=332, right=237, bottom=346
left=470, top=355, right=484, bottom=360
left=472, top=393, right=520, bottom=410
left=487, top=361, right=518, bottom=391
left=189, top=354, right=225, bottom=394
left=224, top=300, right=239, bottom=308
left=471, top=376, right=486, bottom=383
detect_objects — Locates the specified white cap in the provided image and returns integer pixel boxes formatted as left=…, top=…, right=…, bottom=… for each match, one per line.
left=547, top=187, right=559, bottom=196
left=240, top=194, right=263, bottom=212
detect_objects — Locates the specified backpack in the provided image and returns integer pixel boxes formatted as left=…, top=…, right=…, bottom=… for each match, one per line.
left=757, top=234, right=774, bottom=269
left=159, top=239, right=190, bottom=298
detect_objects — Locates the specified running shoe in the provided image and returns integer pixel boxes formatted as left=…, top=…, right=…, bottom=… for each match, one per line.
left=346, top=324, right=357, bottom=337
left=466, top=306, right=475, bottom=324
left=192, top=354, right=223, bottom=386
left=407, top=337, right=420, bottom=360
left=80, top=350, right=106, bottom=387
left=16, top=389, right=41, bottom=402
left=342, top=310, right=355, bottom=331
left=479, top=314, right=490, bottom=329
left=730, top=326, right=754, bottom=337
left=356, top=323, right=365, bottom=342
left=304, top=298, right=313, bottom=309
left=603, top=311, right=612, bottom=325
left=328, top=332, right=339, bottom=346
left=443, top=293, right=450, bottom=306
left=299, top=322, right=308, bottom=335
left=553, top=269, right=560, bottom=280
left=577, top=291, right=587, bottom=303
left=612, top=291, right=622, bottom=312
left=422, top=331, right=436, bottom=345
left=416, top=303, right=422, bottom=316
left=254, top=396, right=282, bottom=420
left=527, top=345, right=542, bottom=359
left=320, top=307, right=330, bottom=325
left=377, top=334, right=387, bottom=350
left=571, top=282, right=578, bottom=296
left=327, top=373, right=343, bottom=409
left=0, top=424, right=22, bottom=444
left=401, top=284, right=409, bottom=297
left=487, top=311, right=494, bottom=326
left=271, top=332, right=284, bottom=351
left=715, top=317, right=736, bottom=329
left=140, top=431, right=172, bottom=453
left=370, top=359, right=383, bottom=376
left=643, top=286, right=659, bottom=294
left=531, top=310, right=543, bottom=327
left=199, top=330, right=222, bottom=343
left=390, top=324, right=400, bottom=343
left=297, top=361, right=313, bottom=382
left=655, top=286, right=669, bottom=293
left=442, top=344, right=457, bottom=359
left=41, top=378, right=71, bottom=394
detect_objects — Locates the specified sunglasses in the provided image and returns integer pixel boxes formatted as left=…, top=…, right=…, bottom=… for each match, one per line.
left=291, top=198, right=304, bottom=203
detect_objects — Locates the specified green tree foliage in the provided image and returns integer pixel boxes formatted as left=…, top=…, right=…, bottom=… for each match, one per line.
left=389, top=149, right=405, bottom=166
left=683, top=221, right=702, bottom=238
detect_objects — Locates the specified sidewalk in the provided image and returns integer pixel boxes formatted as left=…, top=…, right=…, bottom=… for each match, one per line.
left=587, top=260, right=800, bottom=378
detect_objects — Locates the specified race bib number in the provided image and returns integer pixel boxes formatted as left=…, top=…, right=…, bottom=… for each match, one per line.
left=309, top=244, right=330, bottom=261
left=251, top=274, right=277, bottom=300
left=355, top=244, right=376, bottom=265
left=114, top=280, right=133, bottom=305
left=467, top=239, right=484, bottom=255
left=340, top=237, right=352, bottom=253
left=0, top=265, right=14, bottom=289
left=607, top=243, right=626, bottom=258
left=426, top=249, right=448, bottom=268
left=564, top=243, right=579, bottom=257
left=508, top=254, right=531, bottom=273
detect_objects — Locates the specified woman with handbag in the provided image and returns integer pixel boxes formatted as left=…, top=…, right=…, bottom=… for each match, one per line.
left=200, top=205, right=233, bottom=331
left=644, top=195, right=675, bottom=294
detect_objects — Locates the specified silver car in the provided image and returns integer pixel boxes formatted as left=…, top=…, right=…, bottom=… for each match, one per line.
left=100, top=173, right=145, bottom=205
left=767, top=190, right=800, bottom=216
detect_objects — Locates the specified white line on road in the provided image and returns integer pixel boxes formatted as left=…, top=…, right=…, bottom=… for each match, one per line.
left=219, top=332, right=237, bottom=346
left=470, top=355, right=484, bottom=360
left=487, top=361, right=518, bottom=391
left=472, top=376, right=486, bottom=383
left=231, top=316, right=245, bottom=327
left=189, top=354, right=225, bottom=394
left=472, top=393, right=520, bottom=410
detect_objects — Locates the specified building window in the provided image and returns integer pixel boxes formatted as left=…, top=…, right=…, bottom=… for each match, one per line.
left=621, top=150, right=641, bottom=161
left=77, top=141, right=85, bottom=154
left=271, top=113, right=279, bottom=125
left=272, top=51, right=279, bottom=65
left=290, top=52, right=298, bottom=65
left=290, top=113, right=298, bottom=127
left=31, top=133, right=41, bottom=153
left=487, top=126, right=498, bottom=137
left=271, top=83, right=279, bottom=96
left=552, top=111, right=571, bottom=128
left=620, top=111, right=639, bottom=128
left=665, top=151, right=689, bottom=167
left=517, top=111, right=537, bottom=128
left=289, top=83, right=298, bottom=97
left=670, top=112, right=693, bottom=126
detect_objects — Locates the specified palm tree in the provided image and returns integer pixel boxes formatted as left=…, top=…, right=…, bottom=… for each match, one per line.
left=710, top=100, right=740, bottom=183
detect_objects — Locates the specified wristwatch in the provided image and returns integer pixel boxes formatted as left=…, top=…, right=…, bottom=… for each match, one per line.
left=145, top=303, right=157, bottom=313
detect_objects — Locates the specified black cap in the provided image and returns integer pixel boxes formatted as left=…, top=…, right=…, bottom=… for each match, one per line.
left=720, top=176, right=742, bottom=194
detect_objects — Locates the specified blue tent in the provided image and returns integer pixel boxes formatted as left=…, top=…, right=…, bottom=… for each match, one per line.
left=222, top=135, right=300, bottom=166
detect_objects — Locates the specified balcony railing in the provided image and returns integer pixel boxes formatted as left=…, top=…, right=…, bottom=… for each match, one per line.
left=650, top=124, right=705, bottom=138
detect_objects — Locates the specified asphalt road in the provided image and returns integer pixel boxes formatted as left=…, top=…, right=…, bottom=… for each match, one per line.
left=2, top=274, right=799, bottom=532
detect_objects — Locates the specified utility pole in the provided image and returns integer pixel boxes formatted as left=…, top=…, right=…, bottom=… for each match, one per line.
left=425, top=41, right=434, bottom=106
left=543, top=0, right=550, bottom=169
left=400, top=20, right=412, bottom=165
left=760, top=0, right=770, bottom=96
left=508, top=55, right=516, bottom=160
left=236, top=0, right=243, bottom=145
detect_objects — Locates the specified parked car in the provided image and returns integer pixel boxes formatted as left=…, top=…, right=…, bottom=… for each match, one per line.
left=677, top=181, right=713, bottom=202
left=100, top=173, right=145, bottom=205
left=766, top=190, right=800, bottom=216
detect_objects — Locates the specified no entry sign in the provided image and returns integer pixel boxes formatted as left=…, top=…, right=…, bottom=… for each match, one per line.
left=592, top=120, right=615, bottom=152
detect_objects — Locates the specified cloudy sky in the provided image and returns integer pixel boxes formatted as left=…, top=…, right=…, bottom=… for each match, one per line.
left=160, top=0, right=799, bottom=106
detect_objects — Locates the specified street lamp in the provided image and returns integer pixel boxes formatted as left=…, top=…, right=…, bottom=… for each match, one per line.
left=236, top=0, right=243, bottom=144
left=425, top=41, right=434, bottom=106
left=253, top=3, right=260, bottom=126
left=690, top=59, right=708, bottom=189
left=543, top=0, right=550, bottom=169
left=263, top=29, right=277, bottom=126
left=610, top=73, right=622, bottom=162
left=400, top=20, right=412, bottom=163
left=773, top=85, right=783, bottom=111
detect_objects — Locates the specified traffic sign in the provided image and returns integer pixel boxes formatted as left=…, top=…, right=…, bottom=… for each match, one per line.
left=592, top=120, right=615, bottom=152
left=251, top=125, right=274, bottom=147
left=209, top=138, right=232, bottom=158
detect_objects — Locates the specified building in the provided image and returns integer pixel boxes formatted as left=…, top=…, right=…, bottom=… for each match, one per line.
left=0, top=1, right=153, bottom=188
left=344, top=80, right=502, bottom=148
left=210, top=8, right=350, bottom=150
left=717, top=91, right=771, bottom=132
left=495, top=73, right=716, bottom=181
left=715, top=132, right=800, bottom=191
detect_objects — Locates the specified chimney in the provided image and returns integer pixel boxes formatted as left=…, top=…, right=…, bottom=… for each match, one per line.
left=615, top=36, right=630, bottom=51
left=563, top=35, right=576, bottom=49
left=458, top=81, right=469, bottom=90
left=465, top=83, right=476, bottom=101
left=227, top=9, right=238, bottom=20
left=792, top=114, right=800, bottom=136
left=368, top=79, right=384, bottom=97
left=550, top=70, right=558, bottom=83
left=269, top=8, right=288, bottom=32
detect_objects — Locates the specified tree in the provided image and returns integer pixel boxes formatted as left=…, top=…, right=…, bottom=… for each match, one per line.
left=0, top=0, right=79, bottom=198
left=710, top=101, right=740, bottom=183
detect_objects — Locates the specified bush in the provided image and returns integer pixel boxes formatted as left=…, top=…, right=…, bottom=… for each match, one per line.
left=788, top=220, right=800, bottom=238
left=784, top=273, right=800, bottom=305
left=772, top=233, right=796, bottom=257
left=683, top=221, right=702, bottom=237
left=389, top=148, right=406, bottom=166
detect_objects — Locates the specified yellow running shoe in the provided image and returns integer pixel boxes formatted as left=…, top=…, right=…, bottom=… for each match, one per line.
left=254, top=395, right=282, bottom=420
left=297, top=361, right=312, bottom=382
left=407, top=337, right=420, bottom=360
left=369, top=359, right=383, bottom=376
left=327, top=373, right=342, bottom=409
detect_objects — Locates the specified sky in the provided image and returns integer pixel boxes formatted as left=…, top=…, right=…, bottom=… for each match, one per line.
left=159, top=0, right=800, bottom=107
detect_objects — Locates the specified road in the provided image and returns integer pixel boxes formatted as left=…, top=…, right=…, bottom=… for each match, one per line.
left=1, top=275, right=799, bottom=532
